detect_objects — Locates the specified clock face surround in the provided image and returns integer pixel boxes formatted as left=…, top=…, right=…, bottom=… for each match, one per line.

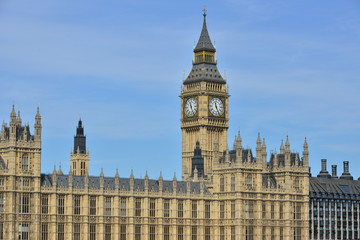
left=209, top=97, right=224, bottom=116
left=184, top=97, right=198, bottom=117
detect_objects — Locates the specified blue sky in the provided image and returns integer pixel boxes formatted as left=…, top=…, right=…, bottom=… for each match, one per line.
left=1, top=0, right=359, bottom=180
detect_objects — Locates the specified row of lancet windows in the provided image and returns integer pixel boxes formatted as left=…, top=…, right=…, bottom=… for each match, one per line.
left=8, top=223, right=238, bottom=240
left=38, top=195, right=211, bottom=219
left=219, top=175, right=253, bottom=192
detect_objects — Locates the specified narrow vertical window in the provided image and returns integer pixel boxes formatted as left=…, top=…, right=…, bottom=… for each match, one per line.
left=105, top=224, right=111, bottom=240
left=164, top=200, right=170, bottom=218
left=120, top=224, right=127, bottom=240
left=231, top=175, right=236, bottom=191
left=58, top=195, right=65, bottom=215
left=191, top=226, right=197, bottom=240
left=73, top=223, right=80, bottom=240
left=135, top=225, right=141, bottom=240
left=271, top=227, right=275, bottom=240
left=246, top=175, right=252, bottom=189
left=205, top=226, right=211, bottom=240
left=41, top=223, right=48, bottom=240
left=220, top=176, right=224, bottom=192
left=19, top=194, right=30, bottom=213
left=120, top=198, right=126, bottom=217
left=58, top=223, right=64, bottom=240
left=105, top=197, right=111, bottom=216
left=22, top=154, right=29, bottom=171
left=231, top=201, right=235, bottom=219
left=90, top=224, right=96, bottom=240
left=0, top=222, right=3, bottom=240
left=0, top=193, right=4, bottom=213
left=41, top=195, right=48, bottom=214
left=246, top=226, right=254, bottom=240
left=149, top=199, right=156, bottom=217
left=220, top=201, right=225, bottom=219
left=177, top=226, right=184, bottom=240
left=279, top=227, right=284, bottom=240
left=18, top=223, right=29, bottom=240
left=89, top=196, right=96, bottom=215
left=178, top=200, right=184, bottom=218
left=231, top=226, right=236, bottom=240
left=192, top=200, right=197, bottom=218
left=271, top=202, right=275, bottom=219
left=135, top=198, right=141, bottom=217
left=205, top=201, right=210, bottom=219
left=163, top=225, right=170, bottom=240
left=149, top=225, right=156, bottom=240
left=220, top=226, right=225, bottom=240
left=262, top=226, right=266, bottom=240
left=279, top=204, right=283, bottom=219
left=262, top=202, right=266, bottom=219
left=74, top=195, right=81, bottom=215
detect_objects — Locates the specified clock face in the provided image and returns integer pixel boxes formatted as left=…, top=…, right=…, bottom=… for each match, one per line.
left=184, top=98, right=198, bottom=117
left=209, top=97, right=224, bottom=116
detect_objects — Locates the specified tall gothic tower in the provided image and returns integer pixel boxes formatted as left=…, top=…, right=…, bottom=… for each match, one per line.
left=0, top=105, right=42, bottom=177
left=70, top=119, right=90, bottom=176
left=181, top=10, right=229, bottom=179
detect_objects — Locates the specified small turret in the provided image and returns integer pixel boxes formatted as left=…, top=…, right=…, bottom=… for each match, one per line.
left=302, top=137, right=309, bottom=166
left=280, top=140, right=285, bottom=154
left=262, top=138, right=267, bottom=167
left=158, top=171, right=163, bottom=192
left=70, top=119, right=90, bottom=176
left=256, top=133, right=262, bottom=162
left=16, top=111, right=22, bottom=126
left=284, top=136, right=291, bottom=167
left=10, top=105, right=16, bottom=123
left=234, top=131, right=242, bottom=160
left=34, top=107, right=42, bottom=143
left=173, top=172, right=177, bottom=194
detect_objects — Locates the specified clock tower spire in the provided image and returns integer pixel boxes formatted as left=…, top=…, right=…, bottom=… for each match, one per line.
left=181, top=10, right=229, bottom=180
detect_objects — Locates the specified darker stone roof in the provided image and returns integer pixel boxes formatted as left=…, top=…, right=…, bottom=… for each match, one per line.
left=1, top=125, right=34, bottom=141
left=219, top=148, right=255, bottom=163
left=183, top=63, right=225, bottom=84
left=269, top=153, right=301, bottom=168
left=194, top=14, right=215, bottom=53
left=310, top=177, right=360, bottom=199
left=40, top=174, right=210, bottom=194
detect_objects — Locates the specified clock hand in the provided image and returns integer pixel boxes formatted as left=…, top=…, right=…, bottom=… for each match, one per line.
left=215, top=103, right=219, bottom=113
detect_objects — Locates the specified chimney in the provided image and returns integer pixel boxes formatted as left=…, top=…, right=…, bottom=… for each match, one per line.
left=331, top=165, right=337, bottom=178
left=317, top=159, right=331, bottom=178
left=340, top=161, right=353, bottom=180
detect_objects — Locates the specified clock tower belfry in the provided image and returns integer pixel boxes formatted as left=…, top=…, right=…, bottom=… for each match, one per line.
left=181, top=10, right=229, bottom=180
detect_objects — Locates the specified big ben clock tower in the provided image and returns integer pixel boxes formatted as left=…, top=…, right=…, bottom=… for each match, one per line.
left=181, top=10, right=229, bottom=179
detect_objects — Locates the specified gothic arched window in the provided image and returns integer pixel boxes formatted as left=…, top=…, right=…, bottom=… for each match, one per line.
left=22, top=154, right=29, bottom=171
left=246, top=174, right=253, bottom=189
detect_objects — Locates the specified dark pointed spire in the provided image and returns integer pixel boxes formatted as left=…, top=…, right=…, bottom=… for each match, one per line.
left=184, top=9, right=225, bottom=84
left=194, top=7, right=216, bottom=53
left=74, top=119, right=86, bottom=154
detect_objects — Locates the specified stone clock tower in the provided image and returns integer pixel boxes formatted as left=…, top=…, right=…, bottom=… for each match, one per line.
left=181, top=10, right=229, bottom=179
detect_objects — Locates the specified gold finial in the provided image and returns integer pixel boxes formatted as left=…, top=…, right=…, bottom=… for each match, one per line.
left=203, top=5, right=207, bottom=17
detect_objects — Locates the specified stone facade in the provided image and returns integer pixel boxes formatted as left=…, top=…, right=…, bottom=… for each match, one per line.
left=0, top=12, right=312, bottom=240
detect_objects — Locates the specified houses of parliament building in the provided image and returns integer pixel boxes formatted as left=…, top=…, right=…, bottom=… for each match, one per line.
left=1, top=11, right=359, bottom=240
